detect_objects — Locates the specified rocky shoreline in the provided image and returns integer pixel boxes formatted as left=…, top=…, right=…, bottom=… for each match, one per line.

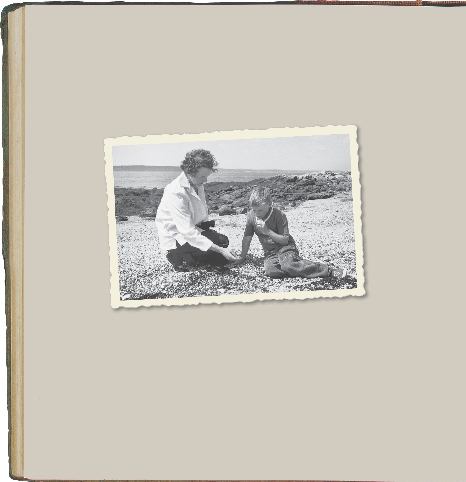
left=114, top=171, right=352, bottom=220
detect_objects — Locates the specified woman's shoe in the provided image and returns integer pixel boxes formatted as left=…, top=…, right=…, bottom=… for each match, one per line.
left=166, top=252, right=188, bottom=271
left=173, top=265, right=189, bottom=272
left=181, top=253, right=199, bottom=266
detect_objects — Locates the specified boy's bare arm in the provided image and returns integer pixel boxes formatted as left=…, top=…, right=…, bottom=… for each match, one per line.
left=234, top=236, right=253, bottom=264
left=261, top=225, right=289, bottom=245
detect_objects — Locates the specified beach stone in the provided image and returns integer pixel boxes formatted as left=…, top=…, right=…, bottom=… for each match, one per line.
left=308, top=192, right=333, bottom=200
left=232, top=199, right=247, bottom=208
left=232, top=190, right=244, bottom=198
left=140, top=206, right=157, bottom=218
left=218, top=205, right=235, bottom=216
left=219, top=194, right=234, bottom=203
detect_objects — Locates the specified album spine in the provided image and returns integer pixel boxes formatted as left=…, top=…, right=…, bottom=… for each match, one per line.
left=2, top=4, right=25, bottom=479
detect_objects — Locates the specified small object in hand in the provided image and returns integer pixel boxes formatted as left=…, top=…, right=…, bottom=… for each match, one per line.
left=197, top=220, right=215, bottom=230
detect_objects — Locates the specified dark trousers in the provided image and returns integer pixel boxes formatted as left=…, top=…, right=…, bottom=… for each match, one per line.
left=168, top=229, right=229, bottom=267
left=264, top=242, right=329, bottom=279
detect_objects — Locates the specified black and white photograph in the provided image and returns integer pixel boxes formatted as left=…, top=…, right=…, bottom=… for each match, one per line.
left=104, top=126, right=364, bottom=307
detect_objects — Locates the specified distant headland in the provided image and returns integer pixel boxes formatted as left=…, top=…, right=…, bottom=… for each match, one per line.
left=113, top=165, right=181, bottom=171
left=112, top=165, right=321, bottom=173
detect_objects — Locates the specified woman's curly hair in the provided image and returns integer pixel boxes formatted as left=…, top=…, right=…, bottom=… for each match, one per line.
left=180, top=149, right=218, bottom=176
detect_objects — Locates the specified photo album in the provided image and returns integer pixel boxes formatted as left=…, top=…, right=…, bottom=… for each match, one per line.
left=3, top=2, right=465, bottom=481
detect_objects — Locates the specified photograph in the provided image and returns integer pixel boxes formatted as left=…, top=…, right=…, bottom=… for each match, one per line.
left=104, top=126, right=364, bottom=307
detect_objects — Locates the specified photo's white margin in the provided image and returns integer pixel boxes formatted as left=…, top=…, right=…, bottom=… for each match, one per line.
left=104, top=125, right=365, bottom=309
left=349, top=125, right=365, bottom=293
left=103, top=140, right=120, bottom=308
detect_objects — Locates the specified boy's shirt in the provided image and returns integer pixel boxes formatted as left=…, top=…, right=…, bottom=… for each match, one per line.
left=244, top=207, right=292, bottom=253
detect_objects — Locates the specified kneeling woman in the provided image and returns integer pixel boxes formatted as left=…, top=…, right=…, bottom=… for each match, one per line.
left=155, top=149, right=237, bottom=272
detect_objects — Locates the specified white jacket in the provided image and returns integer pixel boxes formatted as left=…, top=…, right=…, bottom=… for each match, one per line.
left=155, top=172, right=213, bottom=252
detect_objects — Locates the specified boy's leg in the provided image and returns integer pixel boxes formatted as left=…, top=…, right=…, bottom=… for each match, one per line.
left=264, top=252, right=286, bottom=278
left=277, top=244, right=329, bottom=278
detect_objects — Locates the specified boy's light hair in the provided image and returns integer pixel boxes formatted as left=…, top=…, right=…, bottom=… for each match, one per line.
left=249, top=186, right=273, bottom=207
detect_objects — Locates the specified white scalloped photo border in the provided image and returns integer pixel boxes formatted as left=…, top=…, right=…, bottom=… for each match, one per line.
left=104, top=125, right=365, bottom=308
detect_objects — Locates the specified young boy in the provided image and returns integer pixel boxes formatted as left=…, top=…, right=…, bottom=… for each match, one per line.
left=234, top=186, right=347, bottom=279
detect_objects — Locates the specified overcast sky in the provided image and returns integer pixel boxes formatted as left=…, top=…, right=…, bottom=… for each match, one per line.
left=112, top=134, right=351, bottom=171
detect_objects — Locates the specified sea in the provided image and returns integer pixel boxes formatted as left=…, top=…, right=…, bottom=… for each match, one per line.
left=113, top=167, right=322, bottom=189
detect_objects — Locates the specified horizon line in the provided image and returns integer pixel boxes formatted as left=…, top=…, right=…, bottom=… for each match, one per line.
left=113, top=165, right=336, bottom=171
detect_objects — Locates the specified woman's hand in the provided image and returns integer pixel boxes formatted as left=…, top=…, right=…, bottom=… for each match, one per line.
left=210, top=244, right=239, bottom=262
left=220, top=248, right=240, bottom=263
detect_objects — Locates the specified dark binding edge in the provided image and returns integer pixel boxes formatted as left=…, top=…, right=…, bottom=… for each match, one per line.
left=2, top=5, right=27, bottom=480
left=1, top=6, right=13, bottom=480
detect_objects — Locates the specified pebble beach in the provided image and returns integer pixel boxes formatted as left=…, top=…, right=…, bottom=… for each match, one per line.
left=116, top=190, right=360, bottom=302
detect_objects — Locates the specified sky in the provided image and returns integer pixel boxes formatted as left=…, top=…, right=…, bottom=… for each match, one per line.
left=112, top=134, right=351, bottom=171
